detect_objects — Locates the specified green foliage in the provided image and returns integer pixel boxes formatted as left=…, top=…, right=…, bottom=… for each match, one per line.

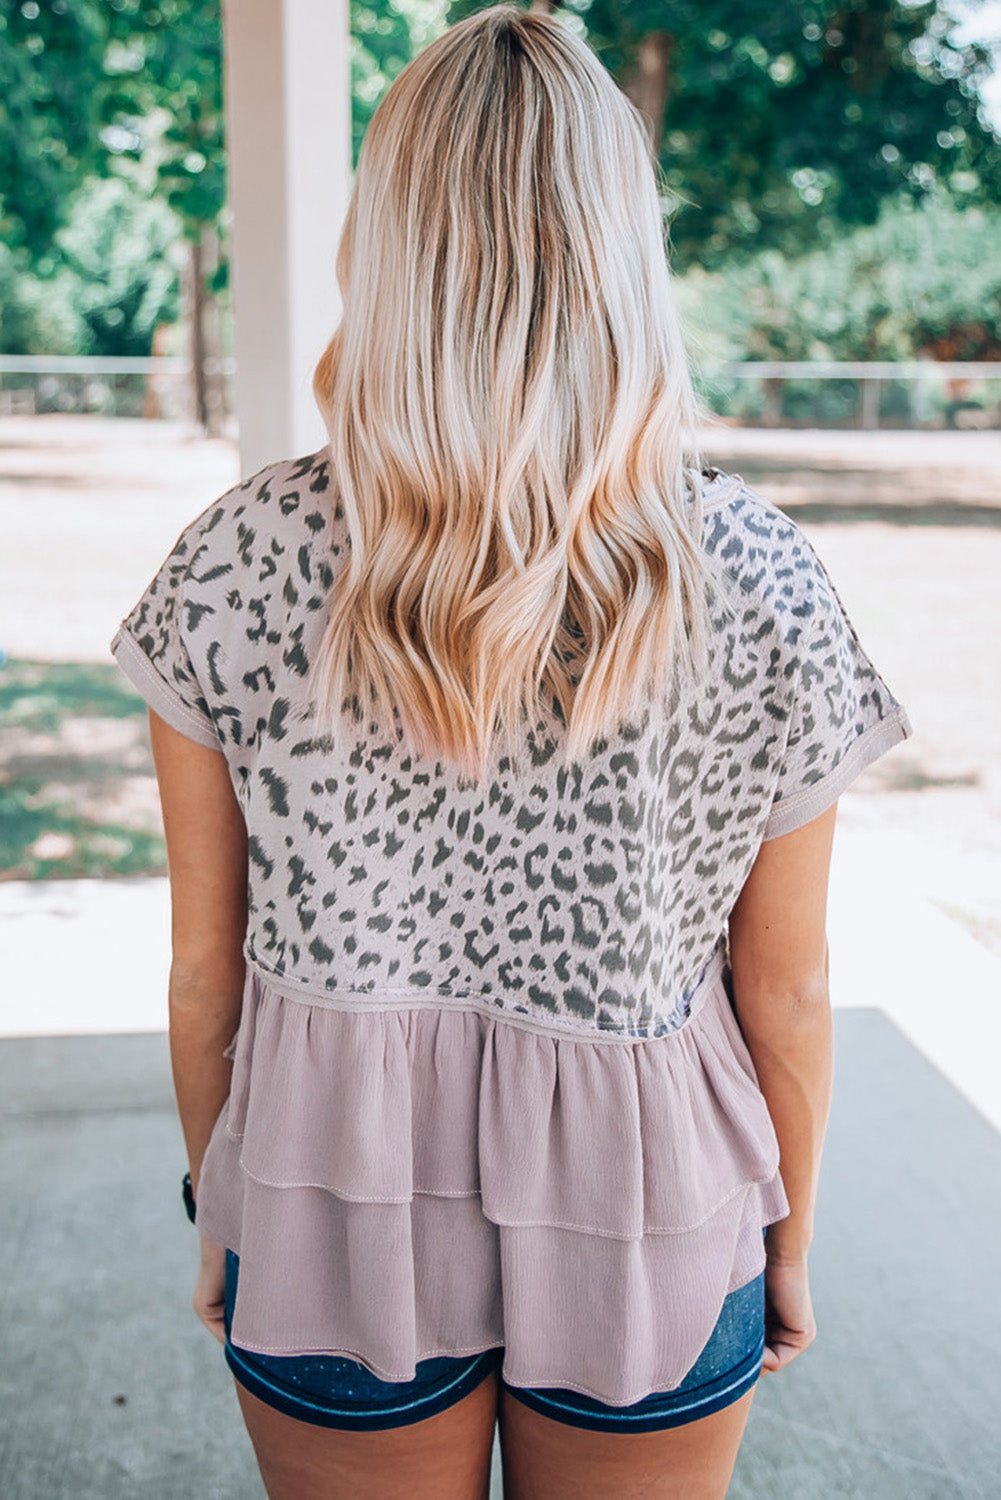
left=0, top=243, right=80, bottom=355
left=448, top=0, right=1001, bottom=270
left=676, top=191, right=1001, bottom=364
left=0, top=0, right=225, bottom=251
left=53, top=176, right=179, bottom=355
left=628, top=0, right=995, bottom=268
left=0, top=0, right=107, bottom=252
left=0, top=659, right=167, bottom=881
left=0, top=176, right=180, bottom=356
left=99, top=0, right=226, bottom=235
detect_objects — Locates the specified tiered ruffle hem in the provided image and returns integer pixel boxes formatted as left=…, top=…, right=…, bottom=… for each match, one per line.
left=196, top=944, right=790, bottom=1407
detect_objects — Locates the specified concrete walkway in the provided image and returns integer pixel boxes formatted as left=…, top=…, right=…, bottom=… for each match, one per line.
left=3, top=1008, right=999, bottom=1498
left=1, top=826, right=1000, bottom=1498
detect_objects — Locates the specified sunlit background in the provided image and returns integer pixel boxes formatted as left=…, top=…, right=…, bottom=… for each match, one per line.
left=1, top=5, right=1000, bottom=1497
left=2, top=0, right=999, bottom=958
left=2, top=0, right=1000, bottom=424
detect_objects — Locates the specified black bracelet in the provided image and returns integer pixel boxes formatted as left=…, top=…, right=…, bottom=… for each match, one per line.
left=182, top=1171, right=197, bottom=1225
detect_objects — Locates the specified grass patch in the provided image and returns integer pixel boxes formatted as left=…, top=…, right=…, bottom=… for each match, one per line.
left=0, top=658, right=146, bottom=731
left=0, top=658, right=166, bottom=880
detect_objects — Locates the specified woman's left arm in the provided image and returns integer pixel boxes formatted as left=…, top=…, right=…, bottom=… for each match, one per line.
left=149, top=708, right=248, bottom=1340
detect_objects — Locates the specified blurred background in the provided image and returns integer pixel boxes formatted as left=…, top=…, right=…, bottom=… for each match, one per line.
left=1, top=3, right=1000, bottom=1497
left=2, top=0, right=1001, bottom=428
left=2, top=0, right=1000, bottom=973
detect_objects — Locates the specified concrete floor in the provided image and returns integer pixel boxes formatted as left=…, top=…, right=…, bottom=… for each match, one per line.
left=2, top=1010, right=999, bottom=1500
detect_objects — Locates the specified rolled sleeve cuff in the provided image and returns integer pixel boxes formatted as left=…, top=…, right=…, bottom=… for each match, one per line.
left=110, top=626, right=222, bottom=751
left=762, top=705, right=913, bottom=841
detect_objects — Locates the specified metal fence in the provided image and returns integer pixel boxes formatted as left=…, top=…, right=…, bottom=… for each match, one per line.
left=0, top=355, right=234, bottom=422
left=702, top=360, right=1001, bottom=429
left=2, top=355, right=999, bottom=429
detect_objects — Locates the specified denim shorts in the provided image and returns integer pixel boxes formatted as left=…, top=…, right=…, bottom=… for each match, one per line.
left=223, top=1245, right=765, bottom=1434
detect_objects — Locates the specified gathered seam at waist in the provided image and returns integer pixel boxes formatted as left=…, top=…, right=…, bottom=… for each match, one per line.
left=240, top=942, right=729, bottom=1045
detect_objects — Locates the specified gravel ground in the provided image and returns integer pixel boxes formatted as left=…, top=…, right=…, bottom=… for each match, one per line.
left=2, top=414, right=999, bottom=956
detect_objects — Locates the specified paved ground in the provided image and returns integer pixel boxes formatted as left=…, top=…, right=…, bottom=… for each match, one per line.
left=3, top=1006, right=999, bottom=1500
left=2, top=415, right=1000, bottom=1496
left=0, top=417, right=239, bottom=664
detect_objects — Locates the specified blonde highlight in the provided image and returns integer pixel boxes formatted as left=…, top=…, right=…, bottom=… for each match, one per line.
left=308, top=3, right=724, bottom=787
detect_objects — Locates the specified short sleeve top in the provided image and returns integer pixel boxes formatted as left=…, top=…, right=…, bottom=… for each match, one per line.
left=111, top=450, right=911, bottom=1040
left=110, top=450, right=912, bottom=1404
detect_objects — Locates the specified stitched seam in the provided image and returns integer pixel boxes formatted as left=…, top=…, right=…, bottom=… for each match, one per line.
left=218, top=1158, right=777, bottom=1238
left=224, top=1344, right=492, bottom=1413
left=764, top=706, right=911, bottom=839
left=228, top=1335, right=502, bottom=1365
left=508, top=1337, right=764, bottom=1413
left=239, top=943, right=727, bottom=1044
left=110, top=626, right=221, bottom=747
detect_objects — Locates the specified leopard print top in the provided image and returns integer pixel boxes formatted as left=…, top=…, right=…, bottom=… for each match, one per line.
left=111, top=449, right=911, bottom=1039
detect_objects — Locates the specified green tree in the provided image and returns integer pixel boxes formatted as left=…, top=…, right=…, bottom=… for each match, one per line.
left=56, top=176, right=181, bottom=356
left=0, top=243, right=80, bottom=355
left=98, top=1, right=227, bottom=420
left=449, top=0, right=1001, bottom=269
left=677, top=190, right=1001, bottom=364
left=0, top=0, right=107, bottom=254
left=0, top=175, right=180, bottom=359
left=100, top=0, right=226, bottom=236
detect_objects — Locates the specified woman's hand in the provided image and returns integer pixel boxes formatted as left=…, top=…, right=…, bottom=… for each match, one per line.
left=193, top=1235, right=228, bottom=1345
left=760, top=1254, right=817, bottom=1373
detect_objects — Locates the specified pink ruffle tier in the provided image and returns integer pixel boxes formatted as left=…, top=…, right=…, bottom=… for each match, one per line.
left=195, top=945, right=790, bottom=1407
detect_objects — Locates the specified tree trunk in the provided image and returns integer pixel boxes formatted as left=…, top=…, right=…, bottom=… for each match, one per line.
left=623, top=31, right=673, bottom=159
left=189, top=232, right=210, bottom=431
left=199, top=225, right=227, bottom=438
left=142, top=321, right=170, bottom=421
left=762, top=377, right=783, bottom=428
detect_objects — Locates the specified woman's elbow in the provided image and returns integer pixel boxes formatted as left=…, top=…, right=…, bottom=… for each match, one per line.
left=731, top=965, right=832, bottom=1034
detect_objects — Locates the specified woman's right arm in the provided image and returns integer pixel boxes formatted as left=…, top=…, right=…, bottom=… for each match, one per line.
left=727, top=802, right=838, bottom=1373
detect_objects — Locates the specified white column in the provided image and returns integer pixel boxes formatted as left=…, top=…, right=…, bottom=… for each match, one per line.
left=221, top=0, right=352, bottom=477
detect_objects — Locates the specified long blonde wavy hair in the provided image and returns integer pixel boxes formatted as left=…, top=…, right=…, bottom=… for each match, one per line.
left=308, top=2, right=722, bottom=788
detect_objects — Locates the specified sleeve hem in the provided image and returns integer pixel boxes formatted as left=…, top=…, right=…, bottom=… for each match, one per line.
left=761, top=705, right=913, bottom=841
left=110, top=626, right=223, bottom=751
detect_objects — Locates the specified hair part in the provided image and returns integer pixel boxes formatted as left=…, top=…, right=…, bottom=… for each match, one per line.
left=308, top=2, right=725, bottom=786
